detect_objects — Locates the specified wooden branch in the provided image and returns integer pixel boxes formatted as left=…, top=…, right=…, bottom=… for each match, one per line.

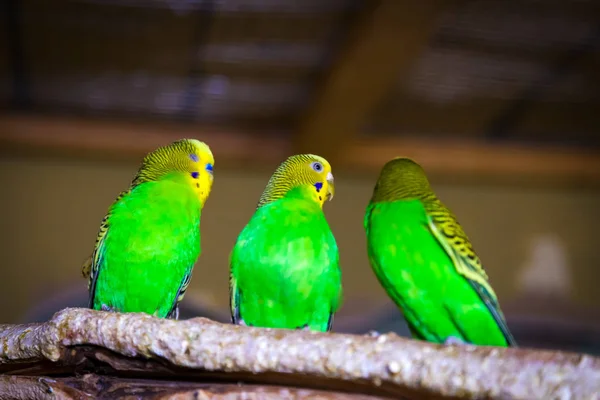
left=1, top=308, right=599, bottom=399
left=0, top=375, right=378, bottom=400
left=294, top=0, right=453, bottom=162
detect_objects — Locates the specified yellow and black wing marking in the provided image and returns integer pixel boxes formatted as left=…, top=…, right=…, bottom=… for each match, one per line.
left=426, top=201, right=517, bottom=346
left=84, top=190, right=129, bottom=309
left=166, top=270, right=193, bottom=320
left=229, top=268, right=241, bottom=324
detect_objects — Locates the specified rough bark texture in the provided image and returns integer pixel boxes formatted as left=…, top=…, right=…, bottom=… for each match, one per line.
left=0, top=375, right=382, bottom=400
left=0, top=308, right=599, bottom=399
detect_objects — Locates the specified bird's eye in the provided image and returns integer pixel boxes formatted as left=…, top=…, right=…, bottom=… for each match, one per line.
left=311, top=161, right=323, bottom=172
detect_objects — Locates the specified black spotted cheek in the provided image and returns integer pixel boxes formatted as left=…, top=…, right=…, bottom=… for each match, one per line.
left=313, top=182, right=324, bottom=201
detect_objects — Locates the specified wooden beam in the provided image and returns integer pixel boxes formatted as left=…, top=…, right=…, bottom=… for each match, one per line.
left=432, top=35, right=600, bottom=65
left=1, top=114, right=598, bottom=186
left=294, top=0, right=452, bottom=162
left=0, top=114, right=290, bottom=167
left=342, top=136, right=600, bottom=187
left=21, top=0, right=344, bottom=77
left=368, top=98, right=600, bottom=143
left=21, top=0, right=196, bottom=77
left=372, top=25, right=600, bottom=142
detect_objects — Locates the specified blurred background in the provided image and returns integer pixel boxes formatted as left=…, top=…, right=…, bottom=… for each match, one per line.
left=1, top=0, right=599, bottom=354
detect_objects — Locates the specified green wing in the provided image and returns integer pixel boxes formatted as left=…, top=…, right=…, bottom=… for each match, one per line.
left=230, top=196, right=341, bottom=331
left=365, top=200, right=515, bottom=346
left=85, top=182, right=200, bottom=319
left=84, top=190, right=129, bottom=310
left=165, top=270, right=194, bottom=319
left=425, top=203, right=517, bottom=346
left=229, top=268, right=240, bottom=323
left=364, top=202, right=434, bottom=341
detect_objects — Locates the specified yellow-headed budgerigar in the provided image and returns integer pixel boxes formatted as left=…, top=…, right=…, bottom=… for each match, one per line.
left=82, top=139, right=214, bottom=319
left=229, top=154, right=342, bottom=331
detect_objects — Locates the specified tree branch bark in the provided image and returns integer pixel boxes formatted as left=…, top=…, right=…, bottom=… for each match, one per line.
left=0, top=308, right=598, bottom=399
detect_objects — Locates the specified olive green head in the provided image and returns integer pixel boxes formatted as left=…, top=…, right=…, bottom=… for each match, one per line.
left=370, top=157, right=434, bottom=203
left=258, top=154, right=335, bottom=208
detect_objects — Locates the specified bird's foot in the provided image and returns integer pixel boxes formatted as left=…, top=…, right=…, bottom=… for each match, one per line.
left=101, top=304, right=116, bottom=312
left=443, top=336, right=469, bottom=346
left=236, top=318, right=248, bottom=327
left=367, top=330, right=381, bottom=337
left=37, top=378, right=57, bottom=395
left=166, top=306, right=180, bottom=320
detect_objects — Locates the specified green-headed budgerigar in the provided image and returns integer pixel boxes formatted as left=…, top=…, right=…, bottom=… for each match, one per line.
left=229, top=154, right=342, bottom=331
left=82, top=139, right=214, bottom=319
left=364, top=158, right=516, bottom=347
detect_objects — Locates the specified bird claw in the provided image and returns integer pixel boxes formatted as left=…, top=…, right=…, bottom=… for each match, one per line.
left=37, top=378, right=56, bottom=394
left=101, top=304, right=116, bottom=312
left=443, top=336, right=469, bottom=346
left=167, top=305, right=180, bottom=320
left=367, top=330, right=381, bottom=337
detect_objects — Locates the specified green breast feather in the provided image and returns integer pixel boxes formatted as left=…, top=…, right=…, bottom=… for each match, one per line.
left=365, top=199, right=516, bottom=347
left=230, top=186, right=341, bottom=331
left=88, top=180, right=201, bottom=318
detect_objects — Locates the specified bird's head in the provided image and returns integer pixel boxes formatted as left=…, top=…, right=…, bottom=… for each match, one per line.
left=132, top=138, right=215, bottom=206
left=371, top=157, right=433, bottom=203
left=258, top=154, right=335, bottom=208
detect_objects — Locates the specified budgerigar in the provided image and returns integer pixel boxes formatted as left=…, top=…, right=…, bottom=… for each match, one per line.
left=229, top=154, right=342, bottom=331
left=364, top=157, right=516, bottom=347
left=82, top=139, right=214, bottom=319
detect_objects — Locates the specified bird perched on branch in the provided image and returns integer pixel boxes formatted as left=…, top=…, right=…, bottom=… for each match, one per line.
left=364, top=158, right=516, bottom=347
left=82, top=139, right=214, bottom=319
left=229, top=154, right=342, bottom=332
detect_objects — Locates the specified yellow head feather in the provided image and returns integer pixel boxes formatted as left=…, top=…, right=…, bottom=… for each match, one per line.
left=131, top=138, right=214, bottom=206
left=258, top=154, right=335, bottom=208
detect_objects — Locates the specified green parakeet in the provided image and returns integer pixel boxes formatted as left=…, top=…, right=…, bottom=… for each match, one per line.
left=229, top=154, right=342, bottom=331
left=364, top=157, right=516, bottom=347
left=82, top=139, right=214, bottom=319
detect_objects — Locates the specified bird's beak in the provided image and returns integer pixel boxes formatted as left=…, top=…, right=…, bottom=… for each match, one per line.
left=326, top=172, right=335, bottom=201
